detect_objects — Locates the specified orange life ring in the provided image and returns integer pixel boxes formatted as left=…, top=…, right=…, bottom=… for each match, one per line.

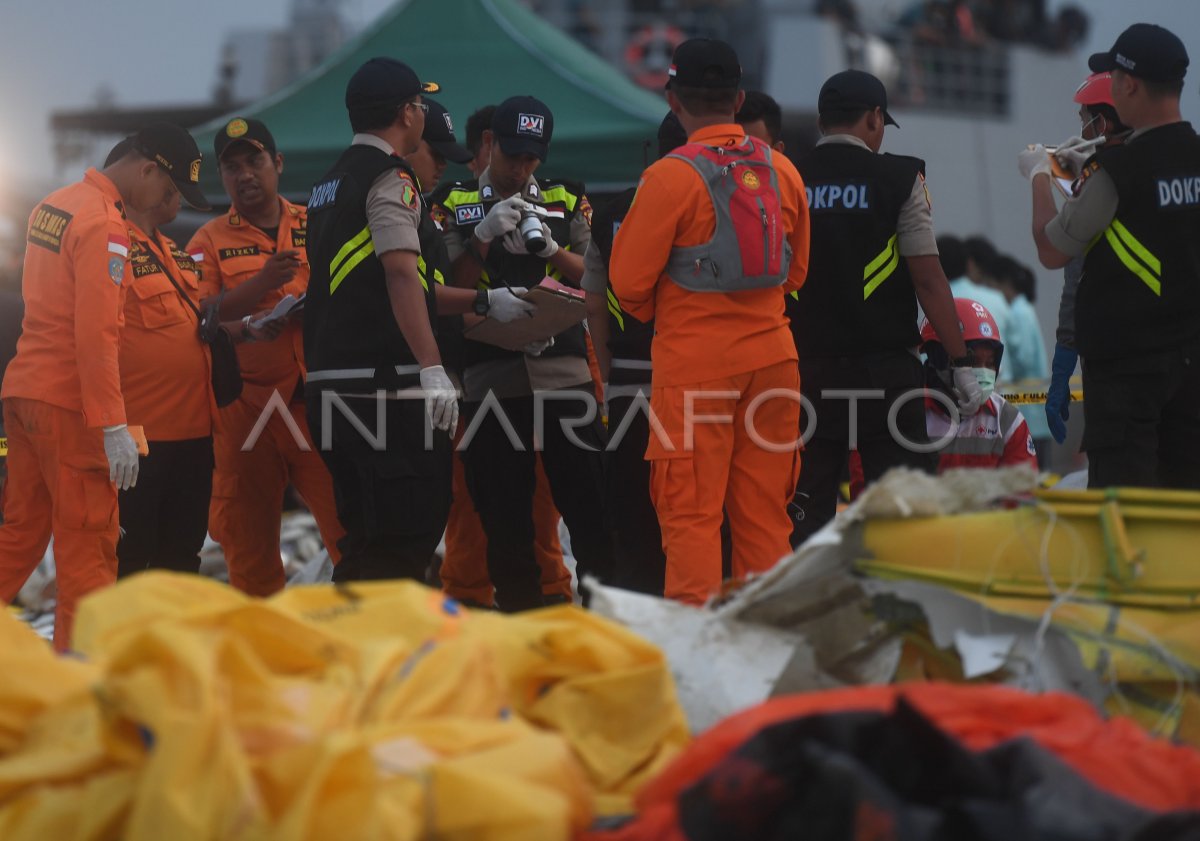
left=624, top=24, right=687, bottom=89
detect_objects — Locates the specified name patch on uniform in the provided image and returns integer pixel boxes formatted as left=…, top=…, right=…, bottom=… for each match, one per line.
left=291, top=227, right=306, bottom=248
left=308, top=177, right=341, bottom=212
left=455, top=203, right=484, bottom=225
left=171, top=248, right=197, bottom=273
left=219, top=246, right=260, bottom=260
left=805, top=182, right=872, bottom=212
left=1156, top=176, right=1200, bottom=209
left=518, top=114, right=545, bottom=137
left=129, top=244, right=161, bottom=277
left=27, top=204, right=73, bottom=253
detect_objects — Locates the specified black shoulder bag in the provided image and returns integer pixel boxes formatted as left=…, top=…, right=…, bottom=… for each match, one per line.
left=143, top=248, right=243, bottom=407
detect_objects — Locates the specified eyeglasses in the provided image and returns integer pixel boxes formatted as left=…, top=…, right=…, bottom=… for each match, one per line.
left=408, top=101, right=429, bottom=115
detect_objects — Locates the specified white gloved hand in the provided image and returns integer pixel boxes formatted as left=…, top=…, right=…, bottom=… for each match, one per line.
left=473, top=195, right=529, bottom=243
left=1018, top=145, right=1053, bottom=181
left=419, top=365, right=459, bottom=433
left=531, top=222, right=559, bottom=259
left=486, top=287, right=536, bottom=321
left=951, top=366, right=986, bottom=416
left=1053, top=134, right=1100, bottom=177
left=102, top=425, right=140, bottom=491
left=523, top=337, right=555, bottom=356
left=500, top=228, right=529, bottom=255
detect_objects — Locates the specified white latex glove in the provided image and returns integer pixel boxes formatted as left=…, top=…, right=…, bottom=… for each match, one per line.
left=523, top=337, right=555, bottom=356
left=1018, top=145, right=1053, bottom=181
left=500, top=228, right=529, bottom=255
left=951, top=366, right=986, bottom=416
left=486, top=287, right=537, bottom=322
left=419, top=365, right=459, bottom=433
left=473, top=195, right=529, bottom=243
left=1053, top=135, right=1102, bottom=177
left=102, top=425, right=140, bottom=490
left=531, top=222, right=558, bottom=259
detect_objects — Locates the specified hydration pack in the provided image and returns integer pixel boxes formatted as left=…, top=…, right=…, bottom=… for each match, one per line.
left=665, top=136, right=791, bottom=292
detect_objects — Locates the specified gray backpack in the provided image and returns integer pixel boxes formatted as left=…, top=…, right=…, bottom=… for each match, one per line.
left=665, top=136, right=792, bottom=292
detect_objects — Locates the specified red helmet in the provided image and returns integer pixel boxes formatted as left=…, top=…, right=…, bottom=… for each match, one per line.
left=921, top=297, right=1002, bottom=346
left=1074, top=72, right=1115, bottom=107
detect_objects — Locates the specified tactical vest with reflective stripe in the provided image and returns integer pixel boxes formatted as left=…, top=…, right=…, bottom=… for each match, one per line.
left=304, top=144, right=437, bottom=392
left=429, top=176, right=588, bottom=369
left=664, top=136, right=791, bottom=292
left=790, top=144, right=924, bottom=357
left=1078, top=123, right=1200, bottom=360
left=591, top=187, right=654, bottom=387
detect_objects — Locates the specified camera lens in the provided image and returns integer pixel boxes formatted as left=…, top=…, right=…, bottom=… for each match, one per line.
left=518, top=212, right=546, bottom=254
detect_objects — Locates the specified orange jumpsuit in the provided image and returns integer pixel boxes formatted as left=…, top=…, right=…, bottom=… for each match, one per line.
left=0, top=168, right=130, bottom=648
left=187, top=198, right=344, bottom=596
left=610, top=124, right=810, bottom=605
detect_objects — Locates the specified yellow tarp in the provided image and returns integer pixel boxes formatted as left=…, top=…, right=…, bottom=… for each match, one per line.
left=0, top=575, right=690, bottom=841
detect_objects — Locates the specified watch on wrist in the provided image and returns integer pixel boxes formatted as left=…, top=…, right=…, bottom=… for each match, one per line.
left=473, top=289, right=490, bottom=317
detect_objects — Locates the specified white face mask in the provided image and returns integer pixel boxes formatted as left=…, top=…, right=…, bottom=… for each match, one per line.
left=973, top=367, right=996, bottom=403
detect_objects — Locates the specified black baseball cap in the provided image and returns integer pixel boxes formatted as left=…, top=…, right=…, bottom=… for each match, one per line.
left=492, top=95, right=554, bottom=161
left=666, top=38, right=741, bottom=89
left=131, top=123, right=211, bottom=211
left=657, top=111, right=689, bottom=158
left=422, top=98, right=472, bottom=164
left=1088, top=23, right=1189, bottom=83
left=214, top=117, right=277, bottom=161
left=345, top=57, right=440, bottom=111
left=818, top=69, right=899, bottom=127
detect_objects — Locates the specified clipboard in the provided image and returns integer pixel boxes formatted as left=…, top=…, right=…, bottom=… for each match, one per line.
left=464, top=278, right=588, bottom=351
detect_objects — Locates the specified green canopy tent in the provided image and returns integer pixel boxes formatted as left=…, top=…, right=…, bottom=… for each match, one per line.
left=193, top=0, right=669, bottom=203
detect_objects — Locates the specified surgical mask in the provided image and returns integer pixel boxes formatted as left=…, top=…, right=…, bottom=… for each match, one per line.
left=973, top=367, right=996, bottom=403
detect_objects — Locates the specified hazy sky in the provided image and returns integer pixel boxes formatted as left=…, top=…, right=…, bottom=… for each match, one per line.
left=1, top=0, right=1198, bottom=190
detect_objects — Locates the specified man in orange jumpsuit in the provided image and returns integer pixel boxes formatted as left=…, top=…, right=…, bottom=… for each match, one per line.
left=610, top=39, right=810, bottom=605
left=108, top=134, right=279, bottom=580
left=187, top=118, right=345, bottom=596
left=0, top=123, right=210, bottom=648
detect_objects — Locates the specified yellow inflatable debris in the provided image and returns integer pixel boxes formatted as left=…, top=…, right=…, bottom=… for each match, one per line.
left=0, top=575, right=690, bottom=841
left=856, top=486, right=1200, bottom=745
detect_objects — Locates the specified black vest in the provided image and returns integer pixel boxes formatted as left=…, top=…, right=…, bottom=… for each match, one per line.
left=429, top=176, right=588, bottom=368
left=418, top=198, right=464, bottom=377
left=790, top=143, right=923, bottom=356
left=1078, top=122, right=1200, bottom=360
left=591, top=188, right=655, bottom=386
left=304, top=144, right=438, bottom=392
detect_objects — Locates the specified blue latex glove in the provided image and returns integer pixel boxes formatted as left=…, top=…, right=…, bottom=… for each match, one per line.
left=1045, top=344, right=1078, bottom=444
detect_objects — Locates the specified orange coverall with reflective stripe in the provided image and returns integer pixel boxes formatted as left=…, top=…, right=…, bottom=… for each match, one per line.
left=0, top=168, right=130, bottom=648
left=187, top=198, right=343, bottom=596
left=610, top=124, right=810, bottom=605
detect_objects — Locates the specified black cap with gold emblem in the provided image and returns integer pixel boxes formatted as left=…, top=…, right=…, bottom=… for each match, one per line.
left=132, top=122, right=211, bottom=211
left=345, top=57, right=440, bottom=112
left=214, top=117, right=277, bottom=161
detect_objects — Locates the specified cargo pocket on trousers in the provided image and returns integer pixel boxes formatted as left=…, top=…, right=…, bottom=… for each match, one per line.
left=56, top=464, right=117, bottom=531
left=649, top=456, right=700, bottom=518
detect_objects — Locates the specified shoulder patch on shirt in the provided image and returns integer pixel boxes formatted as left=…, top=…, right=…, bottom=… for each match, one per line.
left=455, top=203, right=484, bottom=225
left=579, top=195, right=593, bottom=227
left=1072, top=160, right=1101, bottom=196
left=918, top=171, right=932, bottom=211
left=27, top=204, right=73, bottom=254
left=219, top=245, right=261, bottom=260
left=108, top=256, right=125, bottom=284
left=481, top=184, right=494, bottom=200
left=397, top=171, right=419, bottom=210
